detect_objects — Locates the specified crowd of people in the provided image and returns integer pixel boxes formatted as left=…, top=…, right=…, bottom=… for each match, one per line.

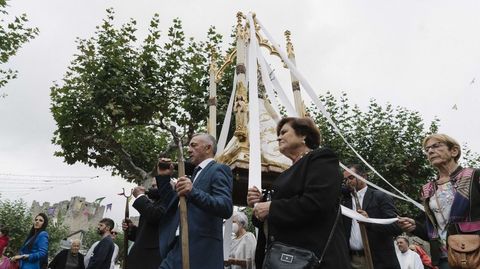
left=1, top=116, right=479, bottom=269
left=0, top=216, right=119, bottom=269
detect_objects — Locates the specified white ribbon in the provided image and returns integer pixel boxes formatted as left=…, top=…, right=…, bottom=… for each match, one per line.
left=340, top=163, right=411, bottom=202
left=223, top=217, right=233, bottom=258
left=247, top=13, right=263, bottom=188
left=257, top=50, right=297, bottom=117
left=257, top=50, right=282, bottom=118
left=215, top=72, right=237, bottom=157
left=341, top=205, right=398, bottom=225
left=255, top=17, right=423, bottom=211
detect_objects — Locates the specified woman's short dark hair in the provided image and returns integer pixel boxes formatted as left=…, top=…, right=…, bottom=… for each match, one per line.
left=277, top=117, right=321, bottom=149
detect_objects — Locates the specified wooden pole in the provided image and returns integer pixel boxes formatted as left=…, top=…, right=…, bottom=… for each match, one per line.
left=352, top=190, right=374, bottom=269
left=120, top=188, right=132, bottom=269
left=172, top=128, right=190, bottom=269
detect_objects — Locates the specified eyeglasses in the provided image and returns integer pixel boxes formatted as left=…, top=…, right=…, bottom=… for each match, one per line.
left=343, top=175, right=356, bottom=181
left=423, top=142, right=445, bottom=154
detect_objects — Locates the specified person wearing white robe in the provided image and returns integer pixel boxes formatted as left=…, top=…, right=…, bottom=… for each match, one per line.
left=395, top=236, right=423, bottom=269
left=225, top=211, right=256, bottom=269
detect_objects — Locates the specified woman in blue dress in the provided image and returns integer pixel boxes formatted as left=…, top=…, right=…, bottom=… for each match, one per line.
left=11, top=213, right=49, bottom=269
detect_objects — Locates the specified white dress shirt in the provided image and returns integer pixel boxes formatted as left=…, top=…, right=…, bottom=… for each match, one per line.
left=349, top=186, right=368, bottom=251
left=192, top=158, right=214, bottom=183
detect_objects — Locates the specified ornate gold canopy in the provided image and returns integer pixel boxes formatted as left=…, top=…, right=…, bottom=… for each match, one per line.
left=210, top=12, right=304, bottom=205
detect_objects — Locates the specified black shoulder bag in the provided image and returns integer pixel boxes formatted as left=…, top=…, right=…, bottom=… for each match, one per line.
left=262, top=206, right=342, bottom=269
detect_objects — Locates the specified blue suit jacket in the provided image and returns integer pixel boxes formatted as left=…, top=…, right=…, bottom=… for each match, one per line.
left=157, top=161, right=233, bottom=269
left=19, top=231, right=49, bottom=269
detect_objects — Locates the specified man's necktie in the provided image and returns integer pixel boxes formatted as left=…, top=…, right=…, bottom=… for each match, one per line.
left=191, top=166, right=202, bottom=182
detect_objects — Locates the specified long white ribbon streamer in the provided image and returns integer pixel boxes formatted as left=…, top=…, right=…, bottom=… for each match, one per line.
left=258, top=45, right=418, bottom=206
left=341, top=205, right=398, bottom=224
left=257, top=50, right=282, bottom=117
left=340, top=163, right=411, bottom=202
left=223, top=217, right=233, bottom=258
left=258, top=51, right=297, bottom=117
left=216, top=72, right=237, bottom=157
left=255, top=17, right=423, bottom=211
left=247, top=13, right=262, bottom=188
left=257, top=58, right=413, bottom=203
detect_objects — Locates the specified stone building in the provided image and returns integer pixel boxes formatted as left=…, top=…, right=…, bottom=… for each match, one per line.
left=30, top=196, right=105, bottom=234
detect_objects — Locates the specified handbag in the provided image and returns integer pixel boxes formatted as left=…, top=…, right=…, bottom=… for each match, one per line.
left=447, top=234, right=480, bottom=269
left=262, top=242, right=319, bottom=269
left=444, top=169, right=480, bottom=268
left=262, top=206, right=341, bottom=269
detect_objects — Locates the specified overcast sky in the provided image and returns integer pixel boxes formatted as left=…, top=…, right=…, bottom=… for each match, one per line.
left=1, top=0, right=480, bottom=224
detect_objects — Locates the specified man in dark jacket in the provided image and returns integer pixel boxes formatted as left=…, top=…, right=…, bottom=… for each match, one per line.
left=86, top=218, right=115, bottom=269
left=122, top=178, right=165, bottom=269
left=341, top=164, right=402, bottom=269
left=49, top=239, right=85, bottom=269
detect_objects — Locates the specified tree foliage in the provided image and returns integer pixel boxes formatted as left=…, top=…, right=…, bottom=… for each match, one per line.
left=46, top=216, right=70, bottom=259
left=81, top=226, right=99, bottom=252
left=0, top=198, right=31, bottom=256
left=51, top=9, right=232, bottom=183
left=50, top=9, right=480, bottom=217
left=310, top=92, right=479, bottom=215
left=0, top=0, right=39, bottom=93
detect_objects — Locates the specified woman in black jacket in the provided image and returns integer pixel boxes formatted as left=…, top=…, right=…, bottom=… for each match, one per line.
left=247, top=117, right=350, bottom=269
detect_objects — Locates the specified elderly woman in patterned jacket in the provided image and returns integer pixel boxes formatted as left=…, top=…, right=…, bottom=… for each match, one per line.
left=398, top=134, right=480, bottom=269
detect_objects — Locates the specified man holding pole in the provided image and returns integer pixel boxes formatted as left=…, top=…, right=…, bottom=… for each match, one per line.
left=156, top=133, right=233, bottom=269
left=341, top=164, right=402, bottom=269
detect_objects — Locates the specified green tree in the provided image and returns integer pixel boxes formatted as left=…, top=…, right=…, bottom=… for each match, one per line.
left=0, top=198, right=31, bottom=256
left=51, top=9, right=232, bottom=183
left=112, top=232, right=125, bottom=267
left=310, top=92, right=480, bottom=216
left=82, top=226, right=100, bottom=251
left=0, top=0, right=39, bottom=94
left=46, top=216, right=70, bottom=259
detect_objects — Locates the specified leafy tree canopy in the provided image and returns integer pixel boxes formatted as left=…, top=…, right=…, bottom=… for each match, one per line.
left=0, top=0, right=39, bottom=93
left=50, top=9, right=480, bottom=217
left=51, top=9, right=233, bottom=183
left=310, top=92, right=480, bottom=215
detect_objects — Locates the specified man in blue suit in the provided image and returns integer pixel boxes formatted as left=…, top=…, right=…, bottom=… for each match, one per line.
left=156, top=133, right=233, bottom=269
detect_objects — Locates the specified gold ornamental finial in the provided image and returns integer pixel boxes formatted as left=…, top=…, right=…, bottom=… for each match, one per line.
left=285, top=30, right=291, bottom=43
left=285, top=30, right=295, bottom=58
left=236, top=12, right=243, bottom=26
left=236, top=12, right=246, bottom=40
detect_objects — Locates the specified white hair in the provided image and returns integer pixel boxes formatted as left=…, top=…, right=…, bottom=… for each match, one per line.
left=233, top=211, right=248, bottom=228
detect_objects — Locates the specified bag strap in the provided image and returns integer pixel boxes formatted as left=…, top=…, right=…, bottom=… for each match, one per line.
left=318, top=204, right=341, bottom=264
